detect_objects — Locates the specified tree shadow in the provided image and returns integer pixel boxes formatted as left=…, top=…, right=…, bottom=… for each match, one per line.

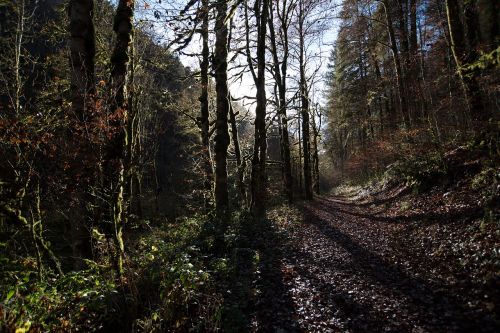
left=329, top=185, right=410, bottom=208
left=252, top=219, right=302, bottom=332
left=299, top=202, right=499, bottom=332
left=315, top=196, right=482, bottom=225
left=218, top=216, right=301, bottom=332
left=283, top=245, right=397, bottom=332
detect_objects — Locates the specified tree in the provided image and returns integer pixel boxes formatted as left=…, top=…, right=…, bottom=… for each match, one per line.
left=68, top=0, right=96, bottom=270
left=229, top=95, right=246, bottom=202
left=297, top=0, right=313, bottom=200
left=213, top=0, right=231, bottom=211
left=382, top=0, right=409, bottom=128
left=199, top=0, right=214, bottom=208
left=312, top=103, right=321, bottom=194
left=268, top=0, right=294, bottom=203
left=445, top=0, right=483, bottom=123
left=108, top=0, right=135, bottom=274
left=246, top=0, right=269, bottom=217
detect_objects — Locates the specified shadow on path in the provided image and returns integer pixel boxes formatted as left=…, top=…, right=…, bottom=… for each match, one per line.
left=297, top=199, right=499, bottom=332
left=220, top=217, right=301, bottom=332
left=316, top=196, right=482, bottom=225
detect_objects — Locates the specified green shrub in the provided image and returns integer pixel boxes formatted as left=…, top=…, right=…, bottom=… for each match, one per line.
left=1, top=266, right=118, bottom=332
left=385, top=151, right=448, bottom=192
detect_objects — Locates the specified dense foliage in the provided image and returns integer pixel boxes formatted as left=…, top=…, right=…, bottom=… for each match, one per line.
left=323, top=0, right=499, bottom=184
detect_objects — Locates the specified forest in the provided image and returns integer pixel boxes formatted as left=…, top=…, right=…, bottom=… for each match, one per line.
left=0, top=0, right=498, bottom=332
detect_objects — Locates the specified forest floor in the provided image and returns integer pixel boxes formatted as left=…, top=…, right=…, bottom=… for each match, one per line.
left=249, top=184, right=500, bottom=333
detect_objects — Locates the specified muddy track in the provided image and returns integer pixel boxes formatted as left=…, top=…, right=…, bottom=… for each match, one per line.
left=255, top=195, right=500, bottom=333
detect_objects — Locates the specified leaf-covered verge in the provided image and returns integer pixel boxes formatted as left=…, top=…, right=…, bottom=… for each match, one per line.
left=332, top=137, right=499, bottom=293
left=336, top=131, right=499, bottom=215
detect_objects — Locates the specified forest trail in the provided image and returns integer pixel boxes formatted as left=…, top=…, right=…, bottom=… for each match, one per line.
left=255, top=193, right=500, bottom=333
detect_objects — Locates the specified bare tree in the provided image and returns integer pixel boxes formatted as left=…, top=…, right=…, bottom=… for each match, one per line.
left=297, top=0, right=313, bottom=200
left=244, top=0, right=269, bottom=217
left=268, top=0, right=295, bottom=203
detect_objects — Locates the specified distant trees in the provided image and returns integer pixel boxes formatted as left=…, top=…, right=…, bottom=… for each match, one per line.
left=324, top=0, right=499, bottom=183
left=444, top=0, right=492, bottom=123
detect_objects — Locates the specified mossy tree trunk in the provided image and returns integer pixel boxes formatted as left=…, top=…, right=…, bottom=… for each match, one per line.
left=199, top=0, right=213, bottom=208
left=109, top=0, right=135, bottom=275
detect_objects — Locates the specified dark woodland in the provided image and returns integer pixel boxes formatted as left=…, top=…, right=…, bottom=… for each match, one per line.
left=0, top=0, right=499, bottom=332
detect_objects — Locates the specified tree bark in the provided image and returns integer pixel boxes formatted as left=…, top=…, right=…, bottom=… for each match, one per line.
left=298, top=0, right=313, bottom=200
left=445, top=0, right=484, bottom=122
left=199, top=0, right=213, bottom=208
left=109, top=0, right=135, bottom=275
left=250, top=0, right=269, bottom=217
left=68, top=0, right=96, bottom=270
left=409, top=0, right=418, bottom=54
left=69, top=0, right=95, bottom=122
left=477, top=0, right=499, bottom=53
left=312, top=105, right=320, bottom=195
left=382, top=0, right=410, bottom=128
left=228, top=96, right=246, bottom=203
left=268, top=0, right=293, bottom=203
left=213, top=0, right=231, bottom=211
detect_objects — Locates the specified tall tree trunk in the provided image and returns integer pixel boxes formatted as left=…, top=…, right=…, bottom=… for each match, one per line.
left=382, top=0, right=410, bottom=128
left=398, top=0, right=412, bottom=124
left=397, top=0, right=410, bottom=64
left=250, top=0, right=269, bottom=217
left=69, top=0, right=95, bottom=120
left=109, top=0, right=135, bottom=275
left=228, top=96, right=245, bottom=203
left=199, top=0, right=213, bottom=208
left=268, top=0, right=293, bottom=203
left=445, top=0, right=484, bottom=123
left=213, top=0, right=230, bottom=211
left=409, top=0, right=418, bottom=54
left=477, top=0, right=499, bottom=53
left=409, top=0, right=422, bottom=122
left=311, top=106, right=320, bottom=195
left=298, top=0, right=313, bottom=200
left=13, top=0, right=26, bottom=116
left=297, top=116, right=303, bottom=194
left=226, top=18, right=245, bottom=205
left=68, top=0, right=96, bottom=270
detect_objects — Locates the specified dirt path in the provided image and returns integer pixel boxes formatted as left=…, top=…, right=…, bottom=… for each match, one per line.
left=260, top=195, right=499, bottom=333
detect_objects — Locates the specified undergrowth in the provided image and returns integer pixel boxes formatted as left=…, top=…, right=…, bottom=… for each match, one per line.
left=1, top=204, right=300, bottom=332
